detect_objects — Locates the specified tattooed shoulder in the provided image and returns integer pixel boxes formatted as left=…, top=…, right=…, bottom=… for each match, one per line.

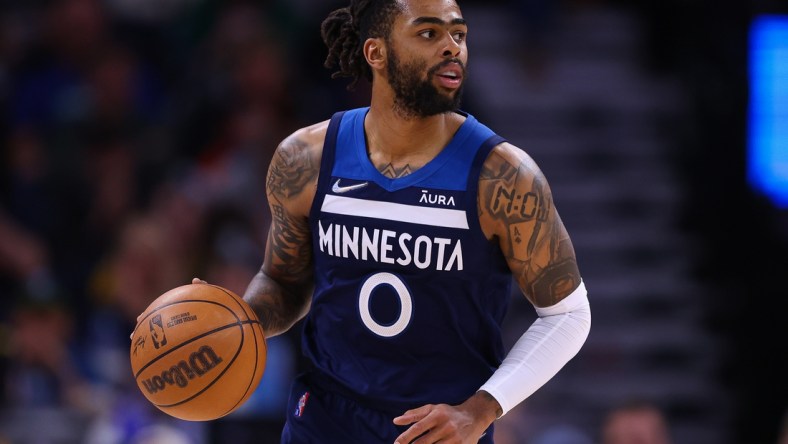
left=266, top=123, right=327, bottom=208
left=480, top=143, right=539, bottom=181
left=262, top=123, right=327, bottom=283
left=478, top=143, right=580, bottom=307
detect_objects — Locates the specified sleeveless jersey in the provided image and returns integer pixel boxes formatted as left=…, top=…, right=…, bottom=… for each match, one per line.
left=305, top=107, right=512, bottom=414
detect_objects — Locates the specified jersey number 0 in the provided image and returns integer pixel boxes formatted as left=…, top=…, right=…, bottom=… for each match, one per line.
left=358, top=272, right=413, bottom=337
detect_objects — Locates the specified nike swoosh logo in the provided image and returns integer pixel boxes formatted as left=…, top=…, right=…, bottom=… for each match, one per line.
left=332, top=179, right=369, bottom=194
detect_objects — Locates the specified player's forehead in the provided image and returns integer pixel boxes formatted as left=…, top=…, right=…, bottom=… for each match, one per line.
left=395, top=0, right=464, bottom=27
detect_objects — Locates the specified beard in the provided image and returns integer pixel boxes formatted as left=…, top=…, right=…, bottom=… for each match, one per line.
left=387, top=47, right=466, bottom=119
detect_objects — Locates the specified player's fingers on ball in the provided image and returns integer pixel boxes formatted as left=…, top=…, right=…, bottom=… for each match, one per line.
left=192, top=277, right=207, bottom=284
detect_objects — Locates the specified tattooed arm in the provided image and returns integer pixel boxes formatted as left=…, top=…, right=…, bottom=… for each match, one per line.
left=473, top=142, right=591, bottom=417
left=243, top=122, right=328, bottom=337
left=478, top=142, right=581, bottom=306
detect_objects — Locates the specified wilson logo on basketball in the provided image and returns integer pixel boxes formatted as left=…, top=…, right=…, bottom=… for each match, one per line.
left=141, top=345, right=224, bottom=394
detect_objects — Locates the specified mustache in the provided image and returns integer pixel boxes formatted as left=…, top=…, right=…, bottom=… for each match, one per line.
left=428, top=58, right=466, bottom=76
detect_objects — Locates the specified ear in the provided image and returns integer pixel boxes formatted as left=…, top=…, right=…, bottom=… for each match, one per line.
left=363, top=37, right=386, bottom=72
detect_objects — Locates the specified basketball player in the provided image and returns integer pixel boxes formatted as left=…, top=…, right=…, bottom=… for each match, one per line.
left=215, top=0, right=591, bottom=442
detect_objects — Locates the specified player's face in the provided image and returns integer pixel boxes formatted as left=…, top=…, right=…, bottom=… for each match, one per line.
left=386, top=0, right=468, bottom=118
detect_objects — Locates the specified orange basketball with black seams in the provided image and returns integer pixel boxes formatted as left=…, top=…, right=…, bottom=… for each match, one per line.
left=130, top=283, right=266, bottom=421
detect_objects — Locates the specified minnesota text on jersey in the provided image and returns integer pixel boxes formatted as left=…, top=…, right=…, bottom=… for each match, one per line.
left=317, top=220, right=464, bottom=271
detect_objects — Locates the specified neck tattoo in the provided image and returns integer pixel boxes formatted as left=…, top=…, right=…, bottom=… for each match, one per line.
left=378, top=163, right=414, bottom=178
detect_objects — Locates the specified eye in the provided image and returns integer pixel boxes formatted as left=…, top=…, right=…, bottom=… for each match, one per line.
left=419, top=29, right=436, bottom=39
left=452, top=31, right=466, bottom=43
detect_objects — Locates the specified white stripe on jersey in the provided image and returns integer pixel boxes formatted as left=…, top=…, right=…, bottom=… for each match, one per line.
left=321, top=194, right=469, bottom=229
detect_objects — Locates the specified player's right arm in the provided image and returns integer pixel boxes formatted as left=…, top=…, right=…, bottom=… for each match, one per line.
left=243, top=122, right=328, bottom=337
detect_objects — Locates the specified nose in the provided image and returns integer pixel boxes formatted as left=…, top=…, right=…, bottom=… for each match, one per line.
left=441, top=33, right=461, bottom=58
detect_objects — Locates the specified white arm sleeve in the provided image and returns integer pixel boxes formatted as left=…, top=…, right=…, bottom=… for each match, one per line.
left=479, top=280, right=591, bottom=417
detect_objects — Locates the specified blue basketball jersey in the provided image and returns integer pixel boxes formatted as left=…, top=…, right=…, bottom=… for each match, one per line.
left=305, top=107, right=512, bottom=414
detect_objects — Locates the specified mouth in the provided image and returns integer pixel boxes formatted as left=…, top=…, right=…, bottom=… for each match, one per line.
left=434, top=62, right=464, bottom=89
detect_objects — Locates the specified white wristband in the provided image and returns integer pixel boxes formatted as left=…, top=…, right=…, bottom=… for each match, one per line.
left=479, top=280, right=591, bottom=417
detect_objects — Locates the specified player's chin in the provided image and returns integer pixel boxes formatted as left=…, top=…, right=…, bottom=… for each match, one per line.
left=439, top=86, right=461, bottom=97
left=435, top=82, right=463, bottom=94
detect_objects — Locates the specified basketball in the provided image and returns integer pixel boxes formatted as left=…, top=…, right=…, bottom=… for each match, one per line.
left=129, top=283, right=266, bottom=421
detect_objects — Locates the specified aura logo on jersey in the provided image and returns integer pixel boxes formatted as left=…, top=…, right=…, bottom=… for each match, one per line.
left=141, top=345, right=224, bottom=394
left=419, top=190, right=456, bottom=207
left=318, top=221, right=464, bottom=271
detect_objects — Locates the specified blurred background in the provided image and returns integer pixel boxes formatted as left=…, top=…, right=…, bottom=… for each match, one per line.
left=0, top=0, right=786, bottom=443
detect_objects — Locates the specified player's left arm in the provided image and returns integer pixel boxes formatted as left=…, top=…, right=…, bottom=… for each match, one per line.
left=393, top=143, right=591, bottom=444
left=477, top=142, right=591, bottom=413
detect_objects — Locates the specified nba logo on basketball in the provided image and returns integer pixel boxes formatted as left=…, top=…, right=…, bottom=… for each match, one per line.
left=295, top=392, right=309, bottom=417
left=149, top=314, right=167, bottom=349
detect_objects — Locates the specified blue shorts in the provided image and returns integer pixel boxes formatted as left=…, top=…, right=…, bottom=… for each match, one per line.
left=281, top=373, right=495, bottom=444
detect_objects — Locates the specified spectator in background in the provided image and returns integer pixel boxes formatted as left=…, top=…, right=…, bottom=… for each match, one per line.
left=602, top=400, right=672, bottom=444
left=0, top=291, right=96, bottom=442
left=4, top=297, right=84, bottom=409
left=5, top=0, right=167, bottom=319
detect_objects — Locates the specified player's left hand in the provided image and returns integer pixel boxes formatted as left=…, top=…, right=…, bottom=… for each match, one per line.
left=392, top=393, right=498, bottom=444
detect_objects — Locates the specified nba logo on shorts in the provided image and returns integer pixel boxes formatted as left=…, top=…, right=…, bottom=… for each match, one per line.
left=294, top=392, right=310, bottom=417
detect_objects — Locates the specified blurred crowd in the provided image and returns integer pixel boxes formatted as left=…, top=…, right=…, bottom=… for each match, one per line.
left=0, top=0, right=371, bottom=441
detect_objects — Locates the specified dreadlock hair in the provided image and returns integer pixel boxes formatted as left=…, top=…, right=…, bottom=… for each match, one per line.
left=321, top=0, right=403, bottom=90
